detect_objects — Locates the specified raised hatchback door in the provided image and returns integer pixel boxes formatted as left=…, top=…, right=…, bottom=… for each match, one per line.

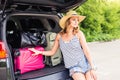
left=6, top=0, right=86, bottom=12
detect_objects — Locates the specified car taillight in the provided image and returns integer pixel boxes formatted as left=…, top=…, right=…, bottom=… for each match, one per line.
left=0, top=41, right=6, bottom=59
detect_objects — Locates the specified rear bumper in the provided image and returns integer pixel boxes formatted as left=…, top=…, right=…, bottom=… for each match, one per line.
left=28, top=69, right=72, bottom=80
left=16, top=64, right=73, bottom=80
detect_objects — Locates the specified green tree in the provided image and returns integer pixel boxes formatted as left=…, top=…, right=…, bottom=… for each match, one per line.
left=76, top=0, right=120, bottom=42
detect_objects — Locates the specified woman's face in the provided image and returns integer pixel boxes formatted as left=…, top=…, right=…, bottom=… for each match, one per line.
left=69, top=16, right=79, bottom=28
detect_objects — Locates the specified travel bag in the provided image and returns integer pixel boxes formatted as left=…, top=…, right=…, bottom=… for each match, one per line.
left=20, top=31, right=47, bottom=48
left=14, top=46, right=45, bottom=74
left=45, top=32, right=62, bottom=67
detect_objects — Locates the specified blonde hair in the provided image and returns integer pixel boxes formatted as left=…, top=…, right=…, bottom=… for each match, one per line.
left=61, top=18, right=79, bottom=35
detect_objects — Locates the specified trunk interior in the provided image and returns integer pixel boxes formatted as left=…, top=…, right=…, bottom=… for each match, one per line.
left=5, top=13, right=68, bottom=79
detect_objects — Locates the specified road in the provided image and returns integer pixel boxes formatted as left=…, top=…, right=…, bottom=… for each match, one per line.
left=88, top=40, right=120, bottom=80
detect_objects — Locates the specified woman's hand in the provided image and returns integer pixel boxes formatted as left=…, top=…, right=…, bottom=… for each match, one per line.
left=28, top=48, right=43, bottom=55
left=90, top=70, right=97, bottom=80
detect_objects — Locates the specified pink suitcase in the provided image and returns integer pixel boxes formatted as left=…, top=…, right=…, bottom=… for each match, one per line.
left=14, top=46, right=45, bottom=74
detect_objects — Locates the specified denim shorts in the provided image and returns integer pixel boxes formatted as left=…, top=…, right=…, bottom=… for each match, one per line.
left=68, top=62, right=91, bottom=76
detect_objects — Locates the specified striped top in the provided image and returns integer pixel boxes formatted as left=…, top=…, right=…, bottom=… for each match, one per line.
left=59, top=35, right=87, bottom=68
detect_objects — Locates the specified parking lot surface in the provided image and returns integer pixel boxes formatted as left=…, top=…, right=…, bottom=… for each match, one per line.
left=88, top=40, right=120, bottom=80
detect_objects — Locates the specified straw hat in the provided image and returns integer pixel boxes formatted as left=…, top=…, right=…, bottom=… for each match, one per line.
left=59, top=11, right=86, bottom=29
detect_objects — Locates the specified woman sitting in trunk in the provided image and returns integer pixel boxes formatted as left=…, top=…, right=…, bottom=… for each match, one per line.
left=29, top=11, right=97, bottom=80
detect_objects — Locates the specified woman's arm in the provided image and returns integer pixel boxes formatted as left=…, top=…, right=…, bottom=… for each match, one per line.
left=29, top=33, right=61, bottom=56
left=77, top=31, right=95, bottom=68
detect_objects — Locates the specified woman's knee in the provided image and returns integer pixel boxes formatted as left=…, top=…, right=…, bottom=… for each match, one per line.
left=85, top=70, right=94, bottom=80
left=86, top=70, right=97, bottom=80
left=72, top=72, right=86, bottom=80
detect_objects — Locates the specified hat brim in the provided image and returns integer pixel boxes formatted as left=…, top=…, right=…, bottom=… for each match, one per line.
left=59, top=15, right=86, bottom=29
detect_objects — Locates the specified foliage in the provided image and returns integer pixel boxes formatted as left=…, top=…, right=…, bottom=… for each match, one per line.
left=75, top=0, right=120, bottom=42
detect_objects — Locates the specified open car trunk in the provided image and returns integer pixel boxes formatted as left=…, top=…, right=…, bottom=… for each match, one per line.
left=0, top=0, right=87, bottom=80
left=5, top=12, right=71, bottom=80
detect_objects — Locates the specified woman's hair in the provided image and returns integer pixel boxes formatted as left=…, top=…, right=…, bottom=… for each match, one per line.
left=60, top=18, right=79, bottom=35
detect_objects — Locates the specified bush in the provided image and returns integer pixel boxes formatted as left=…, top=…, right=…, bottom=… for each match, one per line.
left=76, top=0, right=120, bottom=42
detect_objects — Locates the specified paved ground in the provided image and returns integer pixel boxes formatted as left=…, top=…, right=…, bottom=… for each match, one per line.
left=87, top=40, right=120, bottom=80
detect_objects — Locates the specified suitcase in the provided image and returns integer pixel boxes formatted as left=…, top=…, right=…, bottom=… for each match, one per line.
left=14, top=46, right=45, bottom=74
left=45, top=32, right=62, bottom=67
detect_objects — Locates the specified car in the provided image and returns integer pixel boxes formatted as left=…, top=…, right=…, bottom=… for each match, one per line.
left=0, top=0, right=86, bottom=80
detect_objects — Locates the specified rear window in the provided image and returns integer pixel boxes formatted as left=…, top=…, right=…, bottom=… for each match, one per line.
left=19, top=17, right=56, bottom=31
left=19, top=18, right=46, bottom=31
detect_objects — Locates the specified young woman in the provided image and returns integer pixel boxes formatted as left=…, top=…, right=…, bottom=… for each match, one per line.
left=29, top=11, right=97, bottom=80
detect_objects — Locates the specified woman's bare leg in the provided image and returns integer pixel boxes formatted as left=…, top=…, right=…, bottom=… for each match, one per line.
left=72, top=72, right=86, bottom=80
